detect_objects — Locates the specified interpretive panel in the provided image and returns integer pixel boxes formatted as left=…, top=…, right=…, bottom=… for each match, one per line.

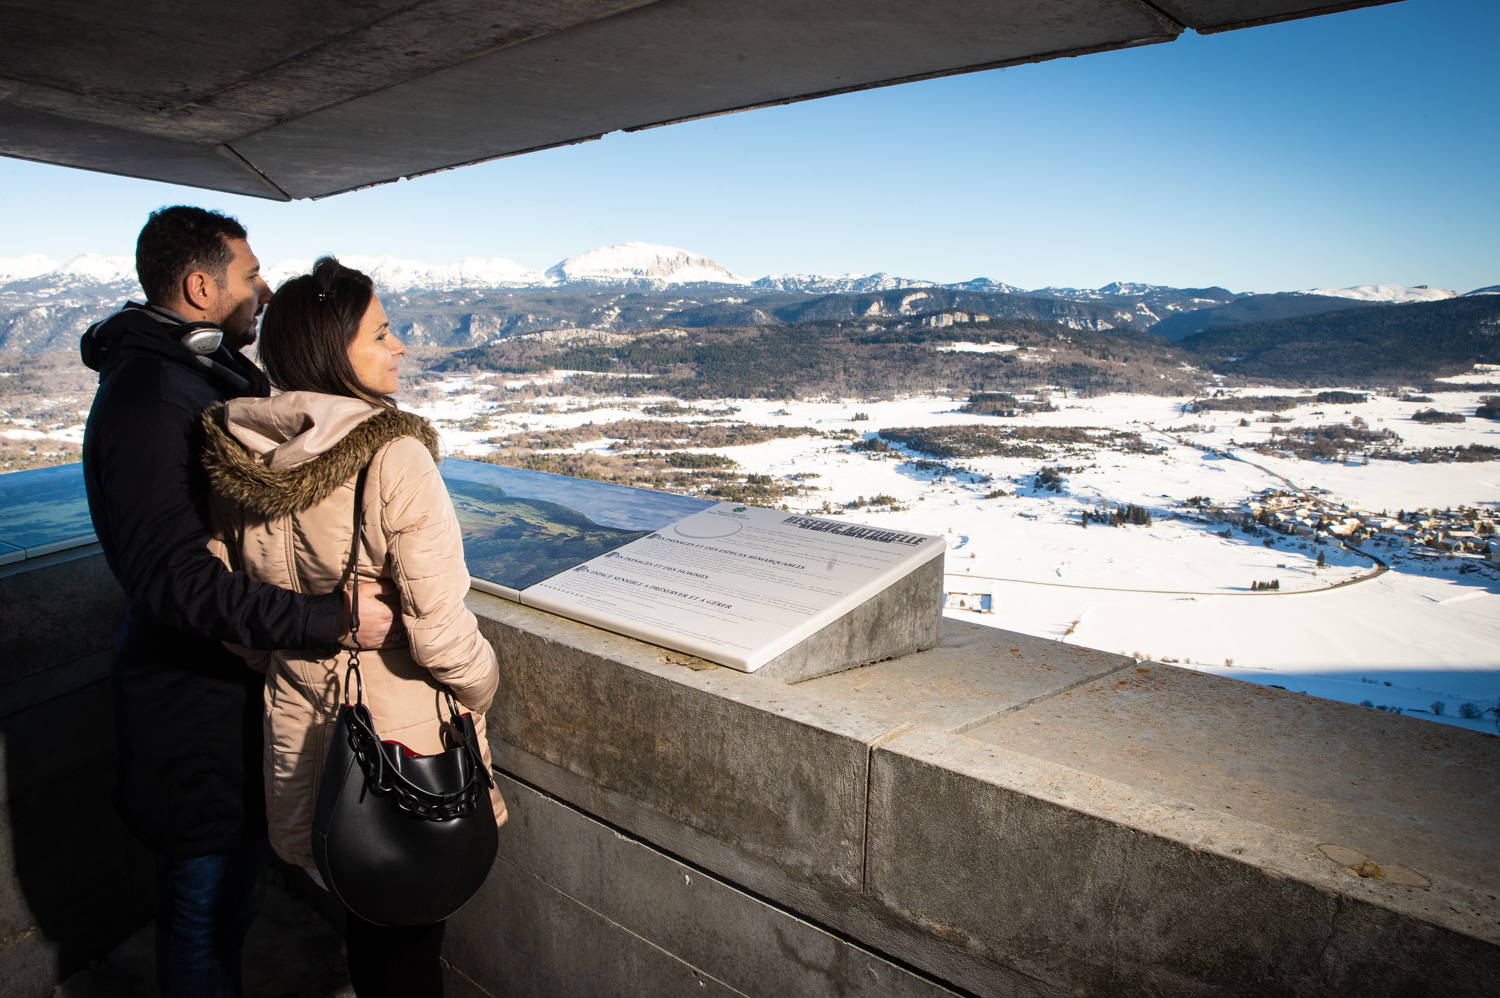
left=519, top=503, right=945, bottom=672
left=439, top=459, right=943, bottom=672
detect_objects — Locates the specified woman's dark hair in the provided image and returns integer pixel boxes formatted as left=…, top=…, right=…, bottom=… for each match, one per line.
left=258, top=257, right=393, bottom=408
left=135, top=206, right=247, bottom=306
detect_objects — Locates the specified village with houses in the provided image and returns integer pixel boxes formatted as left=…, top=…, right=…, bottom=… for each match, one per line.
left=1183, top=488, right=1500, bottom=571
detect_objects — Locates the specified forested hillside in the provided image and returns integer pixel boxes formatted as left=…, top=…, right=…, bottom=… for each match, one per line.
left=1178, top=296, right=1500, bottom=383
left=1147, top=292, right=1379, bottom=341
left=662, top=288, right=1156, bottom=335
left=433, top=315, right=1203, bottom=399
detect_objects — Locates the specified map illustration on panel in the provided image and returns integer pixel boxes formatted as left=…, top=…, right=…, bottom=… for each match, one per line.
left=439, top=458, right=713, bottom=591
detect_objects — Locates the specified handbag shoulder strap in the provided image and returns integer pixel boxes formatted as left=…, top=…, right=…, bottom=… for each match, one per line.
left=342, top=465, right=371, bottom=705
left=345, top=465, right=371, bottom=645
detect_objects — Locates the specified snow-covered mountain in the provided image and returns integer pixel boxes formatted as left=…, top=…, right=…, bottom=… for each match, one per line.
left=264, top=255, right=545, bottom=292
left=1032, top=281, right=1178, bottom=299
left=0, top=254, right=68, bottom=283
left=1026, top=282, right=1244, bottom=325
left=3, top=243, right=742, bottom=297
left=0, top=254, right=139, bottom=353
left=754, top=272, right=940, bottom=294
left=1299, top=284, right=1456, bottom=303
left=545, top=243, right=746, bottom=287
left=945, top=278, right=1027, bottom=295
left=275, top=243, right=743, bottom=291
left=0, top=253, right=137, bottom=290
left=754, top=274, right=1033, bottom=295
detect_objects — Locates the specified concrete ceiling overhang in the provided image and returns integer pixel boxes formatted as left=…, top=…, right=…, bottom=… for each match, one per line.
left=0, top=0, right=1399, bottom=200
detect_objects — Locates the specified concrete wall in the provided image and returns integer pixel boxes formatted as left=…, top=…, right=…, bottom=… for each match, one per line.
left=1, top=552, right=1496, bottom=998
left=0, top=548, right=152, bottom=998
left=446, top=773, right=962, bottom=998
left=457, top=592, right=1500, bottom=998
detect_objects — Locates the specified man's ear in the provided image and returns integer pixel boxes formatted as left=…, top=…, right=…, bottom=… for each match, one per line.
left=180, top=269, right=217, bottom=314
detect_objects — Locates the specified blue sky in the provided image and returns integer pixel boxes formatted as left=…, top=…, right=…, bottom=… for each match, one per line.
left=0, top=0, right=1494, bottom=294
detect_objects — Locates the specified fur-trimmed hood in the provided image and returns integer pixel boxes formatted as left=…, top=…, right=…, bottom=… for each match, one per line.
left=203, top=391, right=441, bottom=517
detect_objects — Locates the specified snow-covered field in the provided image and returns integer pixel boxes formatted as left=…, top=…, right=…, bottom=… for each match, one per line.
left=406, top=377, right=1500, bottom=733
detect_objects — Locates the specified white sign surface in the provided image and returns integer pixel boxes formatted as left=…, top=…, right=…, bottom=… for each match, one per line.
left=518, top=503, right=945, bottom=671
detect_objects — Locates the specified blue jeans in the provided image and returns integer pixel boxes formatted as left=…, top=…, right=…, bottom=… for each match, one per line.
left=155, top=838, right=270, bottom=998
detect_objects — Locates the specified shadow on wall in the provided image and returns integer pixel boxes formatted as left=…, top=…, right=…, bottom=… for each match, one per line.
left=2, top=679, right=158, bottom=989
left=1, top=549, right=156, bottom=997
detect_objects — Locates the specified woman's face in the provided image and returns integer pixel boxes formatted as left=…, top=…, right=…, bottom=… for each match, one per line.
left=347, top=297, right=405, bottom=396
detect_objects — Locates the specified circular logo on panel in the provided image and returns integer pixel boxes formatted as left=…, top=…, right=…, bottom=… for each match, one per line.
left=673, top=514, right=744, bottom=539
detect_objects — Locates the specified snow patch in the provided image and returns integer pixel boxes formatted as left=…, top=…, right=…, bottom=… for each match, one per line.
left=1299, top=284, right=1456, bottom=303
left=935, top=342, right=1019, bottom=354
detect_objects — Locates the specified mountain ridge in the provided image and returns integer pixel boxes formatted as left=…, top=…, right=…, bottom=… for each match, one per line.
left=2, top=242, right=1468, bottom=299
left=0, top=243, right=1485, bottom=356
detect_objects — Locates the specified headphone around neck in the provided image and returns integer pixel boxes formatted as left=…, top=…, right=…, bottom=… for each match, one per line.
left=177, top=321, right=224, bottom=356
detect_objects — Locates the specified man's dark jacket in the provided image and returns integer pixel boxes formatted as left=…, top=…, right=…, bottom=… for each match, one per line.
left=81, top=304, right=342, bottom=856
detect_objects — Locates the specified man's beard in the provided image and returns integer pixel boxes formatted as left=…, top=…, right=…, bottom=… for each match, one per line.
left=222, top=309, right=259, bottom=350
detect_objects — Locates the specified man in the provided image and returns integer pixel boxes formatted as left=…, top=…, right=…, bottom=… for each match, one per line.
left=81, top=206, right=397, bottom=997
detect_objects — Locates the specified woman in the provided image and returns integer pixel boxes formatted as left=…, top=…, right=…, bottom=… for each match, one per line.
left=201, top=257, right=504, bottom=998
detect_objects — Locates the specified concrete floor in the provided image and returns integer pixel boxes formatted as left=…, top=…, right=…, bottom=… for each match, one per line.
left=53, top=871, right=352, bottom=998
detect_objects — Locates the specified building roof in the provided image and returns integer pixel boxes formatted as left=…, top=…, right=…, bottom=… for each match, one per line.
left=1, top=1, right=1395, bottom=200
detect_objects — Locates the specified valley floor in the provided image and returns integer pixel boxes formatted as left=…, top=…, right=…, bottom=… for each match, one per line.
left=408, top=377, right=1500, bottom=733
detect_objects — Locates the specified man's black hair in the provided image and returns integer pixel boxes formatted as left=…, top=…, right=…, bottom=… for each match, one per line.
left=135, top=206, right=248, bottom=306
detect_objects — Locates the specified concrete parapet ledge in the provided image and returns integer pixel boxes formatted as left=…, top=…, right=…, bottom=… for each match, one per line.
left=465, top=593, right=1498, bottom=997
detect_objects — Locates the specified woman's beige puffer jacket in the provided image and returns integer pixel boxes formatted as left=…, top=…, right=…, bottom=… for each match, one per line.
left=202, top=391, right=504, bottom=868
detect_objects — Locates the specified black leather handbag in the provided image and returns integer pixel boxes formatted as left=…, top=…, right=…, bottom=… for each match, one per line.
left=311, top=466, right=499, bottom=927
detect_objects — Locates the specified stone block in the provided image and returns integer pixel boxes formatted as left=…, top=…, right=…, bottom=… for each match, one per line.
left=442, top=960, right=494, bottom=998
left=0, top=548, right=122, bottom=685
left=466, top=773, right=961, bottom=998
left=958, top=662, right=1500, bottom=887
left=445, top=849, right=742, bottom=998
left=866, top=723, right=1500, bottom=997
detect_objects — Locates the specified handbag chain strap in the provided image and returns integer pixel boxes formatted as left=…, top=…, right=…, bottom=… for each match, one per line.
left=346, top=706, right=486, bottom=820
left=341, top=462, right=494, bottom=822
